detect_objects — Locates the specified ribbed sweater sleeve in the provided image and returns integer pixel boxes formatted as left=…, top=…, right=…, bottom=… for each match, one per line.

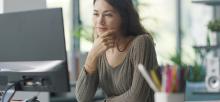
left=75, top=67, right=99, bottom=102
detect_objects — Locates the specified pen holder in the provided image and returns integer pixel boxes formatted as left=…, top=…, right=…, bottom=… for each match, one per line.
left=154, top=92, right=184, bottom=102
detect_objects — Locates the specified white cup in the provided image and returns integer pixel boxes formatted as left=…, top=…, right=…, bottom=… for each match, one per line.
left=154, top=92, right=185, bottom=102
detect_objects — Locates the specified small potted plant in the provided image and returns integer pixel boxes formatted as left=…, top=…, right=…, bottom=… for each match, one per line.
left=207, top=19, right=220, bottom=46
left=207, top=19, right=220, bottom=32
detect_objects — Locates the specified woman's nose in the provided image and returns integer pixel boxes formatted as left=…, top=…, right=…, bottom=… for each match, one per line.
left=97, top=15, right=105, bottom=25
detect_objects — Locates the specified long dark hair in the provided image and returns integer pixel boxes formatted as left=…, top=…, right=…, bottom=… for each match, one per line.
left=93, top=0, right=150, bottom=37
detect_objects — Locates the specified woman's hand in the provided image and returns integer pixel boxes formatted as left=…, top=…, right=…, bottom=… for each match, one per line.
left=92, top=30, right=115, bottom=57
left=84, top=30, right=115, bottom=75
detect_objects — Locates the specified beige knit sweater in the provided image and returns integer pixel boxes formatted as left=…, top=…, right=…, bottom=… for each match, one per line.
left=76, top=34, right=158, bottom=102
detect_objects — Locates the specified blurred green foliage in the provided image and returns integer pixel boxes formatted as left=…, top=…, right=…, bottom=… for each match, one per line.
left=208, top=19, right=220, bottom=32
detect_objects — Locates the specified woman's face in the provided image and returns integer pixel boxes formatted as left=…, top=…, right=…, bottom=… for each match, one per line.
left=93, top=0, right=122, bottom=36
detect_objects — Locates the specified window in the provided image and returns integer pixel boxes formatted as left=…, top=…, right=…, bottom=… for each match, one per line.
left=47, top=0, right=72, bottom=51
left=138, top=0, right=177, bottom=64
left=182, top=1, right=213, bottom=64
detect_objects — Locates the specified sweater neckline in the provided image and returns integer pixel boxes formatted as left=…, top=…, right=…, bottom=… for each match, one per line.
left=104, top=39, right=135, bottom=70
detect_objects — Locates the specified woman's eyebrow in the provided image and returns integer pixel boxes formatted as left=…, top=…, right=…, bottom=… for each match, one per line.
left=103, top=10, right=114, bottom=13
left=94, top=10, right=98, bottom=12
left=93, top=9, right=114, bottom=13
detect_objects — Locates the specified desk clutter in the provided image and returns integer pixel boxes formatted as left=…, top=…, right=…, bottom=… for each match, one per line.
left=138, top=64, right=188, bottom=102
left=185, top=57, right=220, bottom=102
left=138, top=63, right=219, bottom=102
left=139, top=64, right=205, bottom=93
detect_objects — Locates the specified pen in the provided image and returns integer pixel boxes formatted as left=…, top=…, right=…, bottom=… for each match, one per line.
left=138, top=64, right=159, bottom=92
left=150, top=69, right=161, bottom=91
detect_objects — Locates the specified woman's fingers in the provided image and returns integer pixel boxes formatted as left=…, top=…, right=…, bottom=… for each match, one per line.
left=102, top=37, right=114, bottom=45
left=99, top=37, right=114, bottom=49
left=100, top=30, right=115, bottom=38
left=104, top=39, right=115, bottom=49
left=102, top=36, right=114, bottom=42
left=92, top=30, right=116, bottom=54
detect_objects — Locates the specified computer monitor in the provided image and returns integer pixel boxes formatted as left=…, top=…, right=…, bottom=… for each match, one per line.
left=0, top=8, right=70, bottom=92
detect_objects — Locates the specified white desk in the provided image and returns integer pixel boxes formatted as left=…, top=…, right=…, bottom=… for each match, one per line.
left=12, top=91, right=49, bottom=102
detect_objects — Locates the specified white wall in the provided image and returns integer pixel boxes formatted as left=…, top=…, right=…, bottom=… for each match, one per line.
left=2, top=0, right=46, bottom=13
left=0, top=0, right=3, bottom=13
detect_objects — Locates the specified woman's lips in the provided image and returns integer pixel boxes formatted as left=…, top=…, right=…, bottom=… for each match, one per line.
left=96, top=27, right=108, bottom=32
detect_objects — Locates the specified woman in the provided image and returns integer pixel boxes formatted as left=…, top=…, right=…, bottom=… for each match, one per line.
left=76, top=0, right=158, bottom=101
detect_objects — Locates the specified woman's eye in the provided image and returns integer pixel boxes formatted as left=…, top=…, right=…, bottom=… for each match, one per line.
left=93, top=13, right=99, bottom=16
left=104, top=13, right=112, bottom=17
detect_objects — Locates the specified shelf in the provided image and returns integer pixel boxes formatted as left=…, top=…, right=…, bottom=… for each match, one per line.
left=193, top=45, right=220, bottom=50
left=192, top=0, right=220, bottom=5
